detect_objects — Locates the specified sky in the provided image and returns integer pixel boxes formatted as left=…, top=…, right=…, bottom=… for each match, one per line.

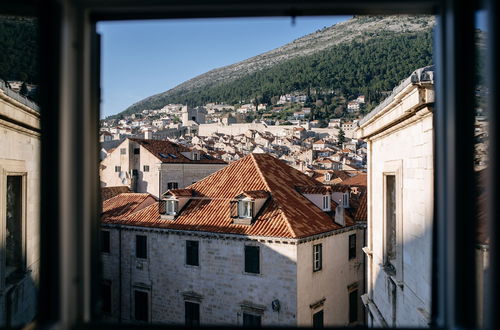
left=97, top=16, right=351, bottom=118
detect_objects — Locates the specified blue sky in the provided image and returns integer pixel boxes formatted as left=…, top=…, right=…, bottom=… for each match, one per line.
left=97, top=16, right=351, bottom=118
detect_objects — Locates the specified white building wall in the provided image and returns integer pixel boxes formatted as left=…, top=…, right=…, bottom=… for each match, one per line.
left=104, top=227, right=298, bottom=326
left=296, top=229, right=365, bottom=327
left=359, top=83, right=434, bottom=327
left=0, top=88, right=40, bottom=327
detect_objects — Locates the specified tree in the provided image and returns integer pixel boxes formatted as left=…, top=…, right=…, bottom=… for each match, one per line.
left=20, top=82, right=28, bottom=96
left=337, top=127, right=346, bottom=146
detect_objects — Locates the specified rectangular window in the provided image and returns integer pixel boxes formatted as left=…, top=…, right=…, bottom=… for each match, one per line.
left=120, top=148, right=126, bottom=155
left=167, top=182, right=178, bottom=190
left=136, top=235, right=147, bottom=259
left=6, top=176, right=23, bottom=278
left=244, top=245, right=260, bottom=274
left=186, top=240, right=199, bottom=266
left=239, top=200, right=253, bottom=218
left=143, top=165, right=149, bottom=172
left=101, top=230, right=110, bottom=253
left=114, top=166, right=121, bottom=172
left=313, top=244, right=322, bottom=272
left=165, top=200, right=178, bottom=215
left=134, top=290, right=149, bottom=322
left=100, top=281, right=112, bottom=314
left=322, top=195, right=329, bottom=210
left=313, top=310, right=324, bottom=328
left=385, top=175, right=396, bottom=264
left=349, top=289, right=358, bottom=323
left=243, top=313, right=261, bottom=326
left=185, top=301, right=200, bottom=326
left=349, top=234, right=356, bottom=260
left=132, top=169, right=138, bottom=176
left=134, top=148, right=140, bottom=155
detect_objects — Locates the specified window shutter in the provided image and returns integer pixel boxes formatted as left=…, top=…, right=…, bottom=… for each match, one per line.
left=230, top=200, right=238, bottom=218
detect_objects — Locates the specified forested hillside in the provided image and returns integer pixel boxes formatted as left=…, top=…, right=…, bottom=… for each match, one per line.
left=0, top=16, right=38, bottom=84
left=119, top=15, right=434, bottom=117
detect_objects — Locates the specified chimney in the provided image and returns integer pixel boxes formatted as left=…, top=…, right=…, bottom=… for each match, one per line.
left=144, top=129, right=152, bottom=139
left=334, top=205, right=345, bottom=226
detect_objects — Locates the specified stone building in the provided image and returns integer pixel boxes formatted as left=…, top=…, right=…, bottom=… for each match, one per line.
left=357, top=66, right=435, bottom=327
left=100, top=138, right=227, bottom=198
left=100, top=153, right=365, bottom=326
left=0, top=81, right=40, bottom=327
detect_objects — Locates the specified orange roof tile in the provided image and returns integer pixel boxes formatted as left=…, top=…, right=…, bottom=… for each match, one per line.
left=165, top=189, right=194, bottom=197
left=130, top=138, right=227, bottom=164
left=101, top=186, right=131, bottom=202
left=104, top=154, right=344, bottom=238
left=102, top=193, right=157, bottom=221
left=340, top=173, right=367, bottom=187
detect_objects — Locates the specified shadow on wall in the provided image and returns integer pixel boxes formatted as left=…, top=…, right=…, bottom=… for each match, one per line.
left=369, top=225, right=433, bottom=327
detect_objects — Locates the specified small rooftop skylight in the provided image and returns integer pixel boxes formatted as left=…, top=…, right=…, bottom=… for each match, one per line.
left=168, top=153, right=177, bottom=158
left=159, top=153, right=170, bottom=158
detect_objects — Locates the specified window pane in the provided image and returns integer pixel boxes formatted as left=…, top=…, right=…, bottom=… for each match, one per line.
left=101, top=230, right=110, bottom=253
left=313, top=310, right=323, bottom=328
left=385, top=175, right=396, bottom=263
left=134, top=290, right=149, bottom=321
left=245, top=246, right=259, bottom=274
left=349, top=289, right=358, bottom=323
left=243, top=313, right=261, bottom=327
left=100, top=281, right=112, bottom=314
left=6, top=176, right=23, bottom=276
left=185, top=302, right=200, bottom=326
left=186, top=240, right=199, bottom=266
left=349, top=234, right=356, bottom=260
left=136, top=235, right=147, bottom=259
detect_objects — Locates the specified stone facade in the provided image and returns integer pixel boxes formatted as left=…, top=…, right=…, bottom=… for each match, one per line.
left=357, top=66, right=434, bottom=327
left=101, top=226, right=364, bottom=326
left=0, top=82, right=40, bottom=327
left=100, top=139, right=226, bottom=197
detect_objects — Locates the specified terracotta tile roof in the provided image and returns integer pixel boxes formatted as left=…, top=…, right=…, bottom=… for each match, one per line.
left=165, top=189, right=194, bottom=197
left=104, top=153, right=344, bottom=238
left=239, top=190, right=270, bottom=199
left=129, top=138, right=227, bottom=164
left=102, top=193, right=156, bottom=221
left=295, top=186, right=331, bottom=194
left=101, top=186, right=131, bottom=202
left=329, top=185, right=350, bottom=193
left=340, top=173, right=367, bottom=187
left=353, top=192, right=367, bottom=222
left=313, top=139, right=326, bottom=144
left=310, top=170, right=351, bottom=184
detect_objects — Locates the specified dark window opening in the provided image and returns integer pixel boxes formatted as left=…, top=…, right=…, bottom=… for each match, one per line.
left=185, top=301, right=200, bottom=326
left=134, top=290, right=149, bottom=322
left=385, top=175, right=396, bottom=264
left=101, top=230, right=110, bottom=253
left=132, top=169, right=138, bottom=176
left=349, top=289, right=358, bottom=323
left=349, top=234, right=356, bottom=260
left=143, top=165, right=149, bottom=172
left=134, top=148, right=140, bottom=155
left=313, top=243, right=322, bottom=272
left=136, top=235, right=147, bottom=259
left=167, top=182, right=178, bottom=190
left=120, top=148, right=126, bottom=155
left=114, top=166, right=121, bottom=172
left=100, top=281, right=111, bottom=314
left=245, top=245, right=260, bottom=274
left=313, top=310, right=324, bottom=328
left=243, top=313, right=261, bottom=327
left=6, top=175, right=23, bottom=280
left=186, top=240, right=199, bottom=266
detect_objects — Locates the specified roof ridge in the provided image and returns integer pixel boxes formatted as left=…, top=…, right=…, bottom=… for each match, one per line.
left=250, top=154, right=297, bottom=238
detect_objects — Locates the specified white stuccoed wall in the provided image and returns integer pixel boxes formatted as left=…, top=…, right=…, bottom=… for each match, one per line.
left=296, top=229, right=365, bottom=327
left=358, top=81, right=434, bottom=327
left=0, top=87, right=40, bottom=327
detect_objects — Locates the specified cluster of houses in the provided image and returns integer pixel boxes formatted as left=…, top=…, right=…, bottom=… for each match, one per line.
left=97, top=66, right=444, bottom=327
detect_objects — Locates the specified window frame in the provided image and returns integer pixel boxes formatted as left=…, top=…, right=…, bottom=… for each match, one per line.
left=133, top=288, right=150, bottom=322
left=349, top=233, right=356, bottom=260
left=184, top=301, right=200, bottom=326
left=186, top=240, right=199, bottom=267
left=100, top=230, right=110, bottom=254
left=244, top=245, right=260, bottom=274
left=313, top=243, right=322, bottom=272
left=21, top=0, right=486, bottom=327
left=135, top=234, right=147, bottom=259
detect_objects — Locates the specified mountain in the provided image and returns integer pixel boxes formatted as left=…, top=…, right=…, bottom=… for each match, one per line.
left=118, top=15, right=435, bottom=117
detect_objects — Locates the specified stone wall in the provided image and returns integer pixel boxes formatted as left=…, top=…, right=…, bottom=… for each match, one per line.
left=102, top=227, right=298, bottom=326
